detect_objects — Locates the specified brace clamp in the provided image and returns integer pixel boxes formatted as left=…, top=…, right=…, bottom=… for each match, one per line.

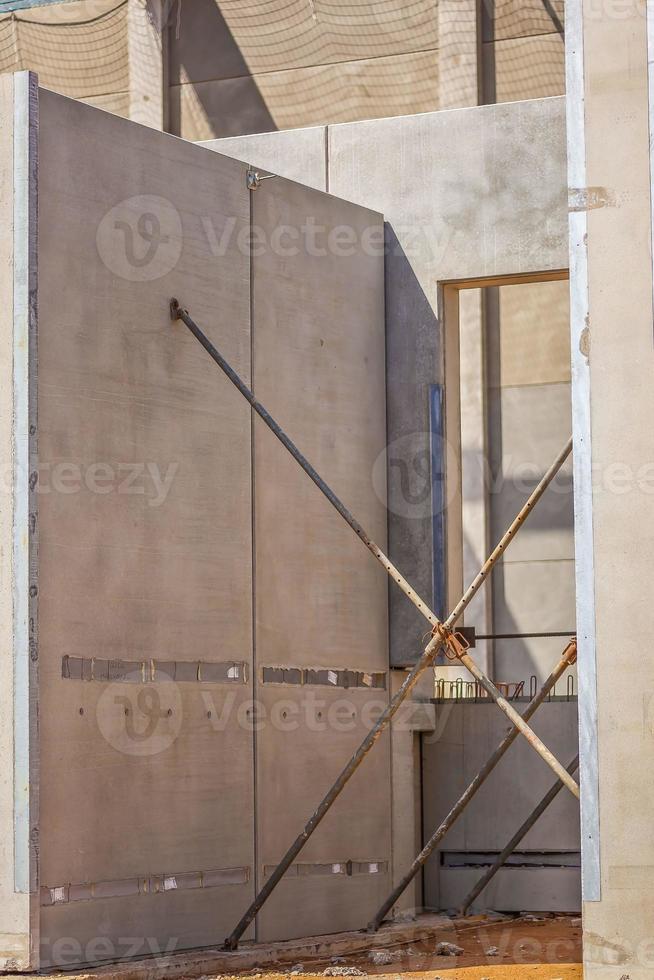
left=432, top=622, right=471, bottom=662
left=564, top=639, right=578, bottom=666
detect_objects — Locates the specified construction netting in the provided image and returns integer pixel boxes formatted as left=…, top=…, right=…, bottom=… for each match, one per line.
left=0, top=0, right=128, bottom=108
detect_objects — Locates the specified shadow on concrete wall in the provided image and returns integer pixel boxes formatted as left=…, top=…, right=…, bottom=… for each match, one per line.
left=384, top=223, right=441, bottom=667
left=168, top=0, right=276, bottom=137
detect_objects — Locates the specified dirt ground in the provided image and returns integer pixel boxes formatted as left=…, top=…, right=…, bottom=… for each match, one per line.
left=214, top=915, right=581, bottom=980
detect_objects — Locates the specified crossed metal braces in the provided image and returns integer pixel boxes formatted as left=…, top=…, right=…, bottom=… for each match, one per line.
left=169, top=298, right=579, bottom=949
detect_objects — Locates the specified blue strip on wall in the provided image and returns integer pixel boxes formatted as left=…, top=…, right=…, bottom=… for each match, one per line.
left=429, top=384, right=447, bottom=654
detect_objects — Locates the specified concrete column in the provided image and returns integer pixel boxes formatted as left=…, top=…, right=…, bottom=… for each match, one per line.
left=458, top=288, right=493, bottom=677
left=127, top=0, right=166, bottom=130
left=390, top=671, right=435, bottom=915
left=567, top=1, right=654, bottom=976
left=438, top=0, right=481, bottom=109
left=0, top=70, right=39, bottom=971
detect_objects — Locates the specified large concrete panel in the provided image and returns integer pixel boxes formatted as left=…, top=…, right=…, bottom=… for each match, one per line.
left=200, top=127, right=327, bottom=191
left=328, top=98, right=568, bottom=666
left=438, top=866, right=580, bottom=914
left=37, top=90, right=255, bottom=962
left=210, top=98, right=569, bottom=667
left=567, top=3, right=654, bottom=975
left=250, top=174, right=390, bottom=939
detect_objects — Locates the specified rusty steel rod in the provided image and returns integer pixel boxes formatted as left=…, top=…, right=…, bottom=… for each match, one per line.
left=454, top=653, right=578, bottom=799
left=459, top=753, right=579, bottom=916
left=169, top=299, right=575, bottom=947
left=170, top=298, right=438, bottom=629
left=367, top=640, right=577, bottom=931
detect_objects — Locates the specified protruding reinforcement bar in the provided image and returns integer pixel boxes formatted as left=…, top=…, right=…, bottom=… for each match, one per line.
left=169, top=299, right=578, bottom=949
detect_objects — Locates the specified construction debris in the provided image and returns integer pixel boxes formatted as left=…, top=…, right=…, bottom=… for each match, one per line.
left=367, top=952, right=392, bottom=966
left=322, top=968, right=366, bottom=977
left=434, top=943, right=464, bottom=956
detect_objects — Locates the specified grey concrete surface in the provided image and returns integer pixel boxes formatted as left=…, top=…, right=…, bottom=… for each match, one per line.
left=566, top=2, right=654, bottom=975
left=200, top=127, right=328, bottom=191
left=422, top=700, right=580, bottom=913
left=0, top=81, right=393, bottom=967
left=0, top=70, right=38, bottom=972
left=249, top=175, right=390, bottom=940
left=206, top=96, right=569, bottom=670
left=37, top=88, right=255, bottom=965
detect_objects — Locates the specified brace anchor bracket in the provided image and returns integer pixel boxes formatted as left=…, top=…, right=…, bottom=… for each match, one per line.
left=432, top=622, right=470, bottom=662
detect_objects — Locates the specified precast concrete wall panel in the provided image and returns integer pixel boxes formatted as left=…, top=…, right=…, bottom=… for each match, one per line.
left=36, top=88, right=255, bottom=965
left=206, top=97, right=571, bottom=678
left=0, top=79, right=392, bottom=966
left=250, top=176, right=390, bottom=940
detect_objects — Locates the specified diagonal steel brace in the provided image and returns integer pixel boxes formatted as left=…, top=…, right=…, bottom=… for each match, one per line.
left=459, top=753, right=580, bottom=916
left=367, top=639, right=578, bottom=930
left=169, top=299, right=578, bottom=948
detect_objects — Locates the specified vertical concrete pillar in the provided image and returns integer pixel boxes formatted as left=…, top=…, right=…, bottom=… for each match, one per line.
left=567, top=1, right=654, bottom=976
left=0, top=70, right=39, bottom=971
left=128, top=0, right=166, bottom=130
left=458, top=288, right=493, bottom=677
left=438, top=0, right=481, bottom=109
left=389, top=671, right=435, bottom=916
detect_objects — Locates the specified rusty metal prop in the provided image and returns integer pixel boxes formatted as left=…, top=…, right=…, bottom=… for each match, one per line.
left=367, top=640, right=578, bottom=931
left=169, top=299, right=577, bottom=948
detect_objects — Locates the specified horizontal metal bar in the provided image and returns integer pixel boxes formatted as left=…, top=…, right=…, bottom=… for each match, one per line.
left=476, top=631, right=577, bottom=641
